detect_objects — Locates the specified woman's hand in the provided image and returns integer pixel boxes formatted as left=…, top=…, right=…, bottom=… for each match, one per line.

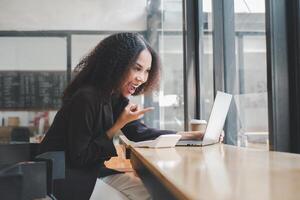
left=177, top=131, right=205, bottom=140
left=177, top=130, right=225, bottom=143
left=117, top=103, right=154, bottom=127
left=106, top=103, right=154, bottom=139
left=219, top=131, right=224, bottom=143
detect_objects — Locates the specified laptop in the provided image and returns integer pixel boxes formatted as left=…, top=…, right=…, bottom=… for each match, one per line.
left=176, top=91, right=232, bottom=146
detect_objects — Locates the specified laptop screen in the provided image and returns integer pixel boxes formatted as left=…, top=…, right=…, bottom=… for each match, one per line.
left=202, top=91, right=232, bottom=146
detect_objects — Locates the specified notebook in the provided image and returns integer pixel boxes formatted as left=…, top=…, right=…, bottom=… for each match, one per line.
left=176, top=91, right=232, bottom=146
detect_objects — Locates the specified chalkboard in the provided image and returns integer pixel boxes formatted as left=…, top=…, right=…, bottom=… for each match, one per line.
left=0, top=71, right=66, bottom=109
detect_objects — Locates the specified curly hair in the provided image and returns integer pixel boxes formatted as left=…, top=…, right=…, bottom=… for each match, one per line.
left=62, top=32, right=161, bottom=102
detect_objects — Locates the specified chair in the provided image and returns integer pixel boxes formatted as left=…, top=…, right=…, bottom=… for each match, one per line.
left=0, top=170, right=23, bottom=200
left=0, top=143, right=64, bottom=200
left=35, top=151, right=65, bottom=200
left=0, top=143, right=97, bottom=200
left=0, top=161, right=47, bottom=200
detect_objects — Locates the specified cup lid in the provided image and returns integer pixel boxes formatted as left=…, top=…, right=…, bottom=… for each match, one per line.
left=190, top=119, right=207, bottom=124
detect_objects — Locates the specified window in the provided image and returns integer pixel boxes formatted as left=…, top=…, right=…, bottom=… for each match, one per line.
left=233, top=0, right=268, bottom=149
left=136, top=0, right=184, bottom=131
left=200, top=0, right=214, bottom=120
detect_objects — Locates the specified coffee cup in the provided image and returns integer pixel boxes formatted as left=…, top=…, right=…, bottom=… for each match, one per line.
left=190, top=119, right=207, bottom=132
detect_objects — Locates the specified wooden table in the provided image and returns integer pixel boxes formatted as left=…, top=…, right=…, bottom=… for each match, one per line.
left=126, top=142, right=300, bottom=200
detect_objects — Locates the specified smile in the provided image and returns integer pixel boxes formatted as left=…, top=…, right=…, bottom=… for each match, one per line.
left=128, top=83, right=139, bottom=94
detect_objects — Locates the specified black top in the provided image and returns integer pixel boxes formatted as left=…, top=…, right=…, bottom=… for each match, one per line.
left=40, top=85, right=176, bottom=178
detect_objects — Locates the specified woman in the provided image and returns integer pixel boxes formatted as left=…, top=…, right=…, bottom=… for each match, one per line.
left=40, top=32, right=204, bottom=200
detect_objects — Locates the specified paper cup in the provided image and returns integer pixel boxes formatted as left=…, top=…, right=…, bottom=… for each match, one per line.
left=190, top=119, right=207, bottom=132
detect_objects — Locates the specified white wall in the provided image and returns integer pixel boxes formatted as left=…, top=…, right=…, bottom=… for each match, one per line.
left=0, top=0, right=147, bottom=31
left=0, top=37, right=67, bottom=70
left=71, top=35, right=108, bottom=68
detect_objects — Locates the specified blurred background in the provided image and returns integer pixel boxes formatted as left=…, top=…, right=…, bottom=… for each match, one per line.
left=0, top=0, right=268, bottom=149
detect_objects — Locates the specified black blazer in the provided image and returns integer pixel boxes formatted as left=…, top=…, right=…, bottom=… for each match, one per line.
left=39, top=85, right=175, bottom=199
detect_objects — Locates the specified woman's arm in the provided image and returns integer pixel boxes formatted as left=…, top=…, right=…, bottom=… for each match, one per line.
left=117, top=102, right=222, bottom=142
left=67, top=91, right=116, bottom=167
left=176, top=131, right=204, bottom=140
left=107, top=103, right=160, bottom=141
left=122, top=120, right=177, bottom=142
left=177, top=130, right=224, bottom=142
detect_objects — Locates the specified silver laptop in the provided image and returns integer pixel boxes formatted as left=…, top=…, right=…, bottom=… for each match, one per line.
left=176, top=91, right=232, bottom=146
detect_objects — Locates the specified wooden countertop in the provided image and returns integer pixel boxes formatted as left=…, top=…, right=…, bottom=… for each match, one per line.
left=130, top=144, right=300, bottom=200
